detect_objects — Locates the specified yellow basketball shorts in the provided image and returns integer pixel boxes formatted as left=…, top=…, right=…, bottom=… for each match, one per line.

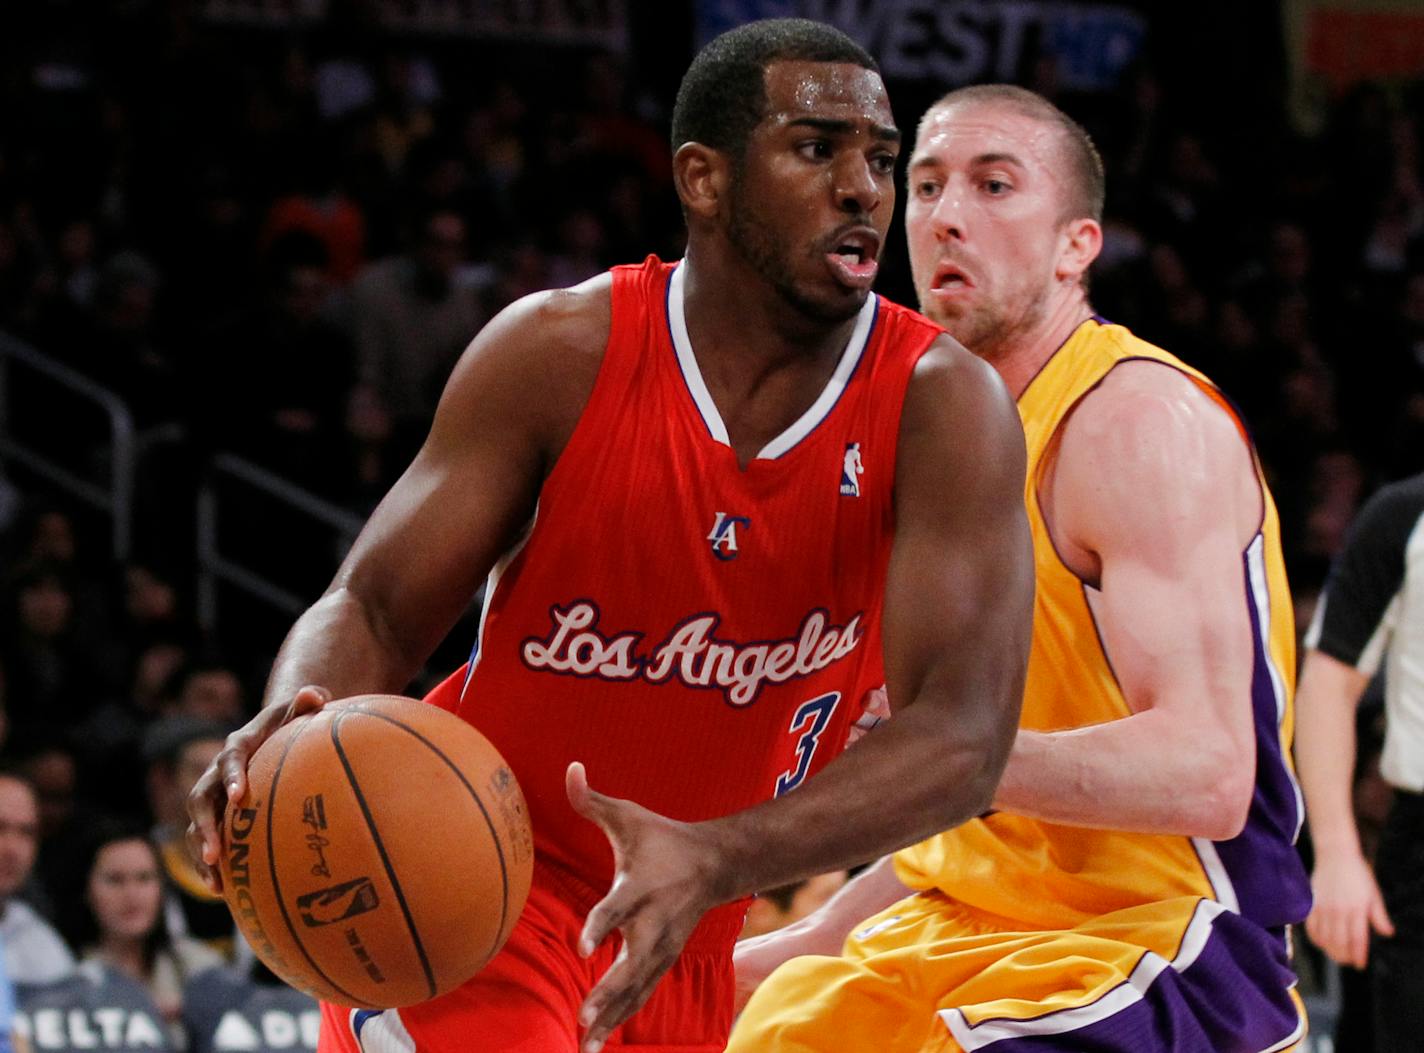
left=728, top=891, right=1307, bottom=1052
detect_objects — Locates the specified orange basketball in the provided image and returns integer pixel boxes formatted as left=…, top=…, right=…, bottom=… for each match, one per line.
left=219, top=695, right=534, bottom=1008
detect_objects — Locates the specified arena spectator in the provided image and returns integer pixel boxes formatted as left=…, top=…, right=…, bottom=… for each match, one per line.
left=350, top=208, right=486, bottom=432
left=159, top=662, right=246, bottom=727
left=739, top=872, right=850, bottom=941
left=142, top=718, right=236, bottom=962
left=0, top=773, right=74, bottom=985
left=60, top=824, right=223, bottom=1036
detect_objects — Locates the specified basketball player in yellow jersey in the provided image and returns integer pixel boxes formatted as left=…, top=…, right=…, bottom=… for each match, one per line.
left=729, top=85, right=1310, bottom=1051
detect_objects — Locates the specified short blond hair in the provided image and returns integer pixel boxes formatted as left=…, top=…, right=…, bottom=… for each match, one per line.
left=922, top=84, right=1104, bottom=223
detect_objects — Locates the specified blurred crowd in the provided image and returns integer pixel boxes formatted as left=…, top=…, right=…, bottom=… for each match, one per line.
left=0, top=2, right=1420, bottom=1048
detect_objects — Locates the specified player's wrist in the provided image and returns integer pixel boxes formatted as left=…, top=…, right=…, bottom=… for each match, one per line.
left=1308, top=825, right=1365, bottom=860
left=686, top=818, right=747, bottom=905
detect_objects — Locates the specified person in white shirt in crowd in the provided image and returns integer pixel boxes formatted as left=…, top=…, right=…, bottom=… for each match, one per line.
left=0, top=772, right=72, bottom=987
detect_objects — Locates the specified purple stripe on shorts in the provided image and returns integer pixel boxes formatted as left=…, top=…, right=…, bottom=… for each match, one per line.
left=953, top=907, right=1302, bottom=1052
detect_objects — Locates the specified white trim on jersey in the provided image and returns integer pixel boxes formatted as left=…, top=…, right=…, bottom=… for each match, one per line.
left=1246, top=533, right=1306, bottom=843
left=939, top=900, right=1303, bottom=1052
left=350, top=1009, right=416, bottom=1053
left=1191, top=837, right=1240, bottom=914
left=460, top=507, right=539, bottom=703
left=666, top=260, right=878, bottom=460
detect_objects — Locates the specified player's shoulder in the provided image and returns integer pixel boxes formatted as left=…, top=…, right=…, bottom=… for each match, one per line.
left=495, top=271, right=614, bottom=362
left=906, top=329, right=1003, bottom=400
left=1066, top=355, right=1240, bottom=465
left=898, top=329, right=1021, bottom=476
left=465, top=272, right=614, bottom=396
left=434, top=273, right=613, bottom=453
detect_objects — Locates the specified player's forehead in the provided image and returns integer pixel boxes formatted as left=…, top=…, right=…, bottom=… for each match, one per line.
left=759, top=60, right=897, bottom=135
left=910, top=100, right=1059, bottom=172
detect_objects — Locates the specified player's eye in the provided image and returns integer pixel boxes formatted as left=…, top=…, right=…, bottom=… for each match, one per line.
left=870, top=153, right=897, bottom=175
left=983, top=178, right=1013, bottom=195
left=913, top=180, right=942, bottom=200
left=797, top=139, right=834, bottom=161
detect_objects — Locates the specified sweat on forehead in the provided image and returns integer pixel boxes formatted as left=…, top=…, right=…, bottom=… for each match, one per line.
left=670, top=17, right=878, bottom=158
left=917, top=88, right=1104, bottom=222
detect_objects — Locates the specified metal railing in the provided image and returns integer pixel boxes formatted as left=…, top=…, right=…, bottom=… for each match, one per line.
left=197, top=453, right=365, bottom=632
left=0, top=331, right=136, bottom=561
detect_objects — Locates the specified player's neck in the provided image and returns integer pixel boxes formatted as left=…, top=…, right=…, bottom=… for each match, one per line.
left=983, top=289, right=1095, bottom=399
left=679, top=249, right=862, bottom=373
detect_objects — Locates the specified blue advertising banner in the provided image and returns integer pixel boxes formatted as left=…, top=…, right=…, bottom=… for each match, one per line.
left=695, top=1, right=1146, bottom=92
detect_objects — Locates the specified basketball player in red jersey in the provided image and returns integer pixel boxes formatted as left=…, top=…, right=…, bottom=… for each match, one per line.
left=187, top=20, right=1033, bottom=1053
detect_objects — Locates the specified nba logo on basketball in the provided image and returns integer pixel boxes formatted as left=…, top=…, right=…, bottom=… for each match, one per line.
left=841, top=443, right=864, bottom=497
left=707, top=513, right=750, bottom=561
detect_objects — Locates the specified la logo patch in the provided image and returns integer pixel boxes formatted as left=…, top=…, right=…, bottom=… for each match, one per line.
left=840, top=442, right=864, bottom=497
left=708, top=512, right=750, bottom=561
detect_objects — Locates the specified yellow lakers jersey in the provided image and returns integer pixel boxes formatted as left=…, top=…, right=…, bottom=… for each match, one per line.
left=895, top=319, right=1310, bottom=931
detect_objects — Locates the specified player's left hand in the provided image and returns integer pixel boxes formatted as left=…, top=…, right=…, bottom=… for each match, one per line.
left=566, top=762, right=725, bottom=1053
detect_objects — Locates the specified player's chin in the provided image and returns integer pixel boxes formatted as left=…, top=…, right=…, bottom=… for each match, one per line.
left=796, top=281, right=870, bottom=324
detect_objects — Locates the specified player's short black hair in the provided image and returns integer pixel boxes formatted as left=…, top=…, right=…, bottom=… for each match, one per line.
left=671, top=18, right=878, bottom=161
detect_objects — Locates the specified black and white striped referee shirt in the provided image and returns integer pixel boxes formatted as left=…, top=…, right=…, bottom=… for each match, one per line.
left=1306, top=473, right=1424, bottom=791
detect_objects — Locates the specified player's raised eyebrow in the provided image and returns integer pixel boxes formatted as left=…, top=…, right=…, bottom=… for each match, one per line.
left=909, top=149, right=1027, bottom=172
left=786, top=116, right=902, bottom=142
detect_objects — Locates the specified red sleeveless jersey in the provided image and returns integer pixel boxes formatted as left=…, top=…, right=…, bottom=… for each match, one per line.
left=427, top=257, right=939, bottom=908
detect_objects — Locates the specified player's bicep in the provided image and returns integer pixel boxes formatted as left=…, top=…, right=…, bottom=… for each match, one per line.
left=883, top=341, right=1032, bottom=746
left=1060, top=379, right=1257, bottom=744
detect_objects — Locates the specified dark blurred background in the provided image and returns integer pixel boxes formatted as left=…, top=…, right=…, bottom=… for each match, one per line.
left=0, top=1, right=1419, bottom=1046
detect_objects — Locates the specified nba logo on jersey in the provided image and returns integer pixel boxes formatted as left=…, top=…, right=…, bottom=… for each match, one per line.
left=840, top=443, right=864, bottom=497
left=707, top=512, right=749, bottom=561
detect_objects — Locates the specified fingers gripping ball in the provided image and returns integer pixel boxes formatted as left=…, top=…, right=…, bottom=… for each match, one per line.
left=220, top=696, right=534, bottom=1008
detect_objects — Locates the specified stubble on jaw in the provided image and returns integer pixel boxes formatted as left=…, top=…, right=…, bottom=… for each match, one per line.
left=926, top=289, right=1049, bottom=365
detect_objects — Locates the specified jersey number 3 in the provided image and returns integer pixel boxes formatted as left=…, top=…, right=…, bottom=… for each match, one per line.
left=775, top=692, right=842, bottom=796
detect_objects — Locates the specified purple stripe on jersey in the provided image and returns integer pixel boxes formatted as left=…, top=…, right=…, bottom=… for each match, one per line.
left=953, top=908, right=1302, bottom=1052
left=1211, top=548, right=1312, bottom=929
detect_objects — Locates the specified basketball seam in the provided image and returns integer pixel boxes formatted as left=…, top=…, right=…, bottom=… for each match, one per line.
left=347, top=704, right=513, bottom=964
left=263, top=718, right=369, bottom=1007
left=331, top=707, right=440, bottom=1002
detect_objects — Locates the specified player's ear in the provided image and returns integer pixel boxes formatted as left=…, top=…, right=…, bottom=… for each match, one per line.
left=674, top=142, right=730, bottom=222
left=1056, top=217, right=1102, bottom=285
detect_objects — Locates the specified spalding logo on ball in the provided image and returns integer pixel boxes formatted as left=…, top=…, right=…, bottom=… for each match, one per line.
left=221, top=695, right=534, bottom=1008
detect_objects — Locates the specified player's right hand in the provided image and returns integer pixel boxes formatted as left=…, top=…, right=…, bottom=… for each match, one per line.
left=1305, top=852, right=1394, bottom=968
left=184, top=685, right=333, bottom=895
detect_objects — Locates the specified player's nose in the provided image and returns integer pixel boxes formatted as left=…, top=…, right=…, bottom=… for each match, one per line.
left=928, top=179, right=967, bottom=242
left=833, top=154, right=882, bottom=215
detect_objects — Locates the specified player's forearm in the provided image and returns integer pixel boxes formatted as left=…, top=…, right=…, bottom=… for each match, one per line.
left=262, top=586, right=423, bottom=708
left=698, top=700, right=1010, bottom=903
left=993, top=710, right=1253, bottom=840
left=1294, top=663, right=1365, bottom=858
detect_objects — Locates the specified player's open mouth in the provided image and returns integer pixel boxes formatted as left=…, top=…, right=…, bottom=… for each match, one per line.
left=826, top=228, right=881, bottom=290
left=932, top=262, right=973, bottom=290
